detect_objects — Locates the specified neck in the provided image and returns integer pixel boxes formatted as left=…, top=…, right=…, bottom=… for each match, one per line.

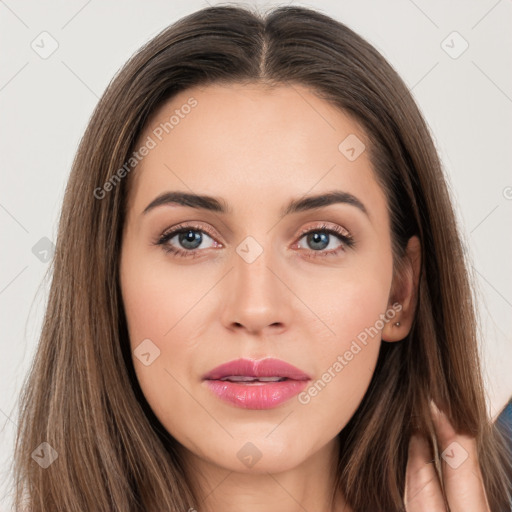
left=181, top=436, right=351, bottom=512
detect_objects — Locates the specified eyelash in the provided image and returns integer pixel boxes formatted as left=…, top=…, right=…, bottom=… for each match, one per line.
left=153, top=222, right=355, bottom=259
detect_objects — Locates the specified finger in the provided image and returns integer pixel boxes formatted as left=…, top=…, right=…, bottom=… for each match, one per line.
left=429, top=400, right=491, bottom=512
left=404, top=432, right=447, bottom=511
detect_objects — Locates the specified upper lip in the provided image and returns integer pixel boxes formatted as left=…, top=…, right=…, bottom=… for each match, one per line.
left=203, top=358, right=311, bottom=381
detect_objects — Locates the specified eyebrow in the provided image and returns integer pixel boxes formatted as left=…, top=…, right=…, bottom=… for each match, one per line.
left=142, top=190, right=368, bottom=217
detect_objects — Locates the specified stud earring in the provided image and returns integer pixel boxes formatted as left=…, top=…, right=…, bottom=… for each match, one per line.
left=395, top=321, right=401, bottom=327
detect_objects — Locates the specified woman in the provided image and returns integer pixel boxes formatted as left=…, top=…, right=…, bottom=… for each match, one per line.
left=12, top=5, right=512, bottom=511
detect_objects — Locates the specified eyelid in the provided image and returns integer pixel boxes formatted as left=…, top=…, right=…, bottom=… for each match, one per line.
left=159, top=220, right=351, bottom=241
left=292, top=222, right=355, bottom=254
left=159, top=221, right=221, bottom=243
left=155, top=220, right=354, bottom=257
left=295, top=221, right=351, bottom=240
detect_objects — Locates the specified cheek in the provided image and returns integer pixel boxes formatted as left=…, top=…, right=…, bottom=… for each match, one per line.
left=121, top=250, right=206, bottom=347
left=295, top=257, right=393, bottom=428
left=295, top=303, right=386, bottom=438
left=297, top=245, right=393, bottom=347
left=120, top=248, right=220, bottom=436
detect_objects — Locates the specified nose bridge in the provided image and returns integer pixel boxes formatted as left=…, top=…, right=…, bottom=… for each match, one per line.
left=221, top=231, right=291, bottom=333
left=234, top=234, right=279, bottom=306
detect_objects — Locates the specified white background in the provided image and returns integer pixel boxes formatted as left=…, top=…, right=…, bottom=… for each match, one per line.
left=1, top=0, right=511, bottom=509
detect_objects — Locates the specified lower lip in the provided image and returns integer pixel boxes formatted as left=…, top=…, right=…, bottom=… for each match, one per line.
left=204, top=379, right=309, bottom=409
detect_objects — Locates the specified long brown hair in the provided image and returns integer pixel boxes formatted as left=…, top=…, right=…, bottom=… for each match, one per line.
left=12, top=5, right=512, bottom=511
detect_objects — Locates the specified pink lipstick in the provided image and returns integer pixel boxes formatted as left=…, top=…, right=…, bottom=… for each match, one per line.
left=203, top=358, right=310, bottom=409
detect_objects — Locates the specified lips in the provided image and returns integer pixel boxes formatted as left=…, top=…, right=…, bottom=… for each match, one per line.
left=203, top=357, right=310, bottom=381
left=203, top=358, right=310, bottom=409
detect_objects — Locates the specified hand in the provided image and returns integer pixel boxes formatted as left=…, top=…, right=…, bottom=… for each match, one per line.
left=404, top=400, right=491, bottom=511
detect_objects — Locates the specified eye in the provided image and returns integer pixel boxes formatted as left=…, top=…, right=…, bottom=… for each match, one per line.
left=153, top=222, right=354, bottom=259
left=295, top=223, right=354, bottom=258
left=154, top=223, right=220, bottom=258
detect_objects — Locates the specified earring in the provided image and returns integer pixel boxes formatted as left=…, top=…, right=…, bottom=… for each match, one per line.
left=395, top=321, right=401, bottom=327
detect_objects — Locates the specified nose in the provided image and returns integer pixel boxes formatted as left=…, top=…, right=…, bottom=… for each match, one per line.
left=220, top=245, right=293, bottom=336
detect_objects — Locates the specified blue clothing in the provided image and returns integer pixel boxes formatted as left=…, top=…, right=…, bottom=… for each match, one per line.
left=495, top=398, right=512, bottom=512
left=501, top=399, right=512, bottom=424
left=496, top=398, right=512, bottom=437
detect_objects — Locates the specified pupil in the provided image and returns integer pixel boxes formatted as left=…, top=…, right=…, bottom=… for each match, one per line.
left=179, top=230, right=202, bottom=249
left=308, top=232, right=329, bottom=250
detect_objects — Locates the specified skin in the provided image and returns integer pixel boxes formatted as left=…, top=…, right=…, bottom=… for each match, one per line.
left=119, top=83, right=489, bottom=511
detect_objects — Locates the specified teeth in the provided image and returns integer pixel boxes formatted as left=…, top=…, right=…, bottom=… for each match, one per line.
left=221, top=376, right=257, bottom=382
left=220, top=376, right=286, bottom=382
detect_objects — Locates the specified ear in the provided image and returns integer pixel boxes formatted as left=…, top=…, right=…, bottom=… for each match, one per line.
left=382, top=235, right=421, bottom=342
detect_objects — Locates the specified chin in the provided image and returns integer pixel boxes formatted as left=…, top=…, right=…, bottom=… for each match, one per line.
left=192, top=433, right=315, bottom=475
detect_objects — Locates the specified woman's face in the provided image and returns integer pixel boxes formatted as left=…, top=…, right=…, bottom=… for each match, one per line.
left=120, top=83, right=405, bottom=475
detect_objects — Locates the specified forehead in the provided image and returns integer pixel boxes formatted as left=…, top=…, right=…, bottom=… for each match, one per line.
left=127, top=83, right=386, bottom=221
